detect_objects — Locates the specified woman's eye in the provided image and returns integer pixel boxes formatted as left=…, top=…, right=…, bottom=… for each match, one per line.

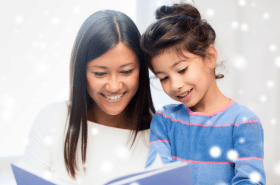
left=94, top=72, right=106, bottom=76
left=121, top=69, right=133, bottom=74
left=178, top=67, right=188, bottom=74
left=160, top=76, right=169, bottom=82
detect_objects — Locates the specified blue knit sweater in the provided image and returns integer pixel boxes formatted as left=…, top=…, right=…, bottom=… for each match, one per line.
left=146, top=100, right=266, bottom=185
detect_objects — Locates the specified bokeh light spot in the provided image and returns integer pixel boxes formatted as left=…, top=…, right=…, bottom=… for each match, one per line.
left=260, top=95, right=267, bottom=103
left=227, top=150, right=239, bottom=161
left=209, top=146, right=222, bottom=158
left=100, top=161, right=113, bottom=172
left=249, top=172, right=261, bottom=183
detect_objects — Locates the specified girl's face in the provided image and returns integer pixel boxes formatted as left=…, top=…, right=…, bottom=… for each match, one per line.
left=86, top=42, right=140, bottom=116
left=151, top=48, right=216, bottom=109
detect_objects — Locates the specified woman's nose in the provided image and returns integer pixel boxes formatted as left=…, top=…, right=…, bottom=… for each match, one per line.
left=106, top=75, right=123, bottom=92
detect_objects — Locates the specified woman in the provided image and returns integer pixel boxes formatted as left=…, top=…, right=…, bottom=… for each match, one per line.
left=19, top=10, right=155, bottom=185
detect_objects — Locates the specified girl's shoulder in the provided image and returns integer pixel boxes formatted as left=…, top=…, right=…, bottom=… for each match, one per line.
left=155, top=103, right=185, bottom=114
left=228, top=101, right=261, bottom=124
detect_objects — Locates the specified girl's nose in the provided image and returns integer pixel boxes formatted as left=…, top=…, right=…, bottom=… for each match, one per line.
left=170, top=75, right=183, bottom=91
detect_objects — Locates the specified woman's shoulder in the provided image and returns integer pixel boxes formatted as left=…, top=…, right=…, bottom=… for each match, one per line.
left=31, top=101, right=69, bottom=131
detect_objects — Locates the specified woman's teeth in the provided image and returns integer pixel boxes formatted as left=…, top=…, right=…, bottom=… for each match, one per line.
left=104, top=93, right=124, bottom=100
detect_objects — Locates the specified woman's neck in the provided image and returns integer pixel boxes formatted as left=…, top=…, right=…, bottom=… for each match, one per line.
left=87, top=106, right=133, bottom=130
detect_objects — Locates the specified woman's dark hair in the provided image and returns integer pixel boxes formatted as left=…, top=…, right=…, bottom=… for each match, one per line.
left=65, top=10, right=155, bottom=179
left=140, top=3, right=224, bottom=79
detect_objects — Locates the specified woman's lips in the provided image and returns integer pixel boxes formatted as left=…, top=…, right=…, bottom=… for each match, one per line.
left=102, top=92, right=126, bottom=103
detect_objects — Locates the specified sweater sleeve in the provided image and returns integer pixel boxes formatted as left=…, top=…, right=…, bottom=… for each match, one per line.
left=20, top=103, right=66, bottom=174
left=145, top=111, right=173, bottom=168
left=231, top=114, right=266, bottom=185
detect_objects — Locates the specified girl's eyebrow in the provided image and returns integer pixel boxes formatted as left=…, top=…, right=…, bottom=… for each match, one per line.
left=171, top=60, right=187, bottom=68
left=90, top=63, right=134, bottom=69
left=154, top=60, right=187, bottom=75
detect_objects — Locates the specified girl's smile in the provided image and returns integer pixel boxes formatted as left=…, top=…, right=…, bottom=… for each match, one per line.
left=151, top=48, right=217, bottom=112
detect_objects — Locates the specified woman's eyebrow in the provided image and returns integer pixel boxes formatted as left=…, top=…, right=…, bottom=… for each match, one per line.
left=90, top=63, right=134, bottom=69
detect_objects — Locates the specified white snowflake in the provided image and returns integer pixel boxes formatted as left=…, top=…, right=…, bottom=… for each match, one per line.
left=1, top=94, right=16, bottom=109
left=1, top=110, right=14, bottom=122
left=206, top=9, right=215, bottom=17
left=156, top=0, right=163, bottom=7
left=73, top=7, right=81, bottom=14
left=130, top=182, right=140, bottom=185
left=232, top=21, right=239, bottom=29
left=44, top=136, right=53, bottom=146
left=267, top=80, right=274, bottom=88
left=209, top=146, right=222, bottom=158
left=227, top=150, right=239, bottom=161
left=269, top=44, right=277, bottom=52
left=270, top=118, right=276, bottom=125
left=0, top=76, right=6, bottom=81
left=156, top=105, right=164, bottom=112
left=40, top=41, right=48, bottom=49
left=240, top=23, right=249, bottom=31
left=44, top=11, right=49, bottom=16
left=51, top=127, right=57, bottom=132
left=275, top=161, right=280, bottom=175
left=43, top=171, right=52, bottom=179
left=249, top=171, right=261, bottom=183
left=216, top=182, right=228, bottom=185
left=34, top=62, right=49, bottom=76
left=238, top=0, right=246, bottom=6
left=76, top=177, right=83, bottom=184
left=100, top=161, right=113, bottom=172
left=275, top=56, right=280, bottom=68
left=32, top=41, right=38, bottom=48
left=22, top=138, right=29, bottom=146
left=239, top=138, right=245, bottom=144
left=15, top=15, right=24, bottom=24
left=259, top=95, right=267, bottom=103
left=117, top=147, right=130, bottom=159
left=242, top=117, right=247, bottom=122
left=91, top=127, right=99, bottom=135
left=238, top=90, right=243, bottom=95
left=52, top=17, right=60, bottom=25
left=263, top=13, right=270, bottom=20
left=232, top=55, right=248, bottom=70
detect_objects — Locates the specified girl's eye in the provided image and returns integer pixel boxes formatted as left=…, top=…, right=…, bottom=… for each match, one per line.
left=178, top=67, right=188, bottom=74
left=94, top=72, right=106, bottom=76
left=121, top=69, right=133, bottom=75
left=160, top=76, right=169, bottom=82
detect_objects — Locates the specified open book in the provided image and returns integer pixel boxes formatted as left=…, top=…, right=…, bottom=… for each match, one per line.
left=11, top=155, right=193, bottom=185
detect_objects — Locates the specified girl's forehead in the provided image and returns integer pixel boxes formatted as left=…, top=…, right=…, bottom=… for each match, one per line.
left=152, top=51, right=188, bottom=68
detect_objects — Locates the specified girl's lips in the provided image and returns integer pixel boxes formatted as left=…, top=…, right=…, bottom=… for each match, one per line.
left=181, top=89, right=193, bottom=101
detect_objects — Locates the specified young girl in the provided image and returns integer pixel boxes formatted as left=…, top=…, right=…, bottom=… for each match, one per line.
left=19, top=10, right=155, bottom=185
left=141, top=3, right=265, bottom=185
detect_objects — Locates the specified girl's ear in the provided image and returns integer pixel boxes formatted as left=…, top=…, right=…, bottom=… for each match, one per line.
left=206, top=45, right=218, bottom=69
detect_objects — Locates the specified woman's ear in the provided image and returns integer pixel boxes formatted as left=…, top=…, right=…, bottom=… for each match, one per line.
left=206, top=45, right=218, bottom=69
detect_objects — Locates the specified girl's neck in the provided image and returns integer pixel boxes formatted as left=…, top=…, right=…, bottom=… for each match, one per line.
left=190, top=81, right=231, bottom=113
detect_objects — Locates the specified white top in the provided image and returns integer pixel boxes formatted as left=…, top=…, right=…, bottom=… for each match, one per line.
left=18, top=101, right=150, bottom=185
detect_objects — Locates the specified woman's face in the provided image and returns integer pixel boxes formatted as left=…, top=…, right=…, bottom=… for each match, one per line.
left=86, top=42, right=140, bottom=116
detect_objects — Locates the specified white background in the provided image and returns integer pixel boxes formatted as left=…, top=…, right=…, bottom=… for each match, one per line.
left=0, top=0, right=279, bottom=183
